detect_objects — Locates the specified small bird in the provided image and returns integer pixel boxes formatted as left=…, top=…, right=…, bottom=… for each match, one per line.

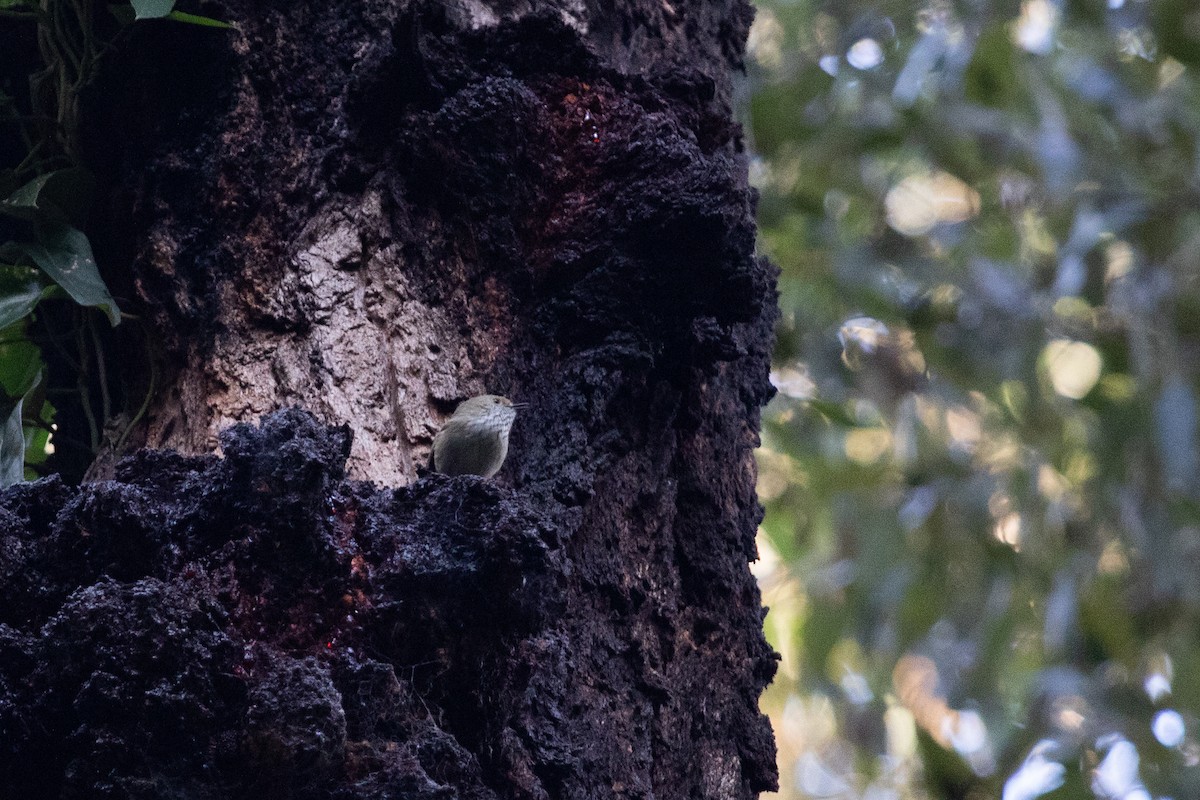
left=432, top=394, right=519, bottom=478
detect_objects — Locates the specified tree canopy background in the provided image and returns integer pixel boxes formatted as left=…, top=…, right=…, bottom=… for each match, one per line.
left=745, top=1, right=1200, bottom=798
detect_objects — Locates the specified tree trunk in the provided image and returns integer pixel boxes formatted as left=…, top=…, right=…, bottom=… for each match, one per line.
left=0, top=0, right=779, bottom=797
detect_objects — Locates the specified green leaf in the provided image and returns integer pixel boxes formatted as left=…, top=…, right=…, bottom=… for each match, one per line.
left=0, top=279, right=46, bottom=331
left=130, top=0, right=174, bottom=18
left=0, top=396, right=25, bottom=488
left=0, top=167, right=95, bottom=226
left=0, top=335, right=42, bottom=401
left=166, top=9, right=233, bottom=27
left=22, top=222, right=121, bottom=325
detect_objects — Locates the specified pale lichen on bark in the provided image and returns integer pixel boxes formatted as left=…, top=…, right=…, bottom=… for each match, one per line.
left=146, top=195, right=488, bottom=485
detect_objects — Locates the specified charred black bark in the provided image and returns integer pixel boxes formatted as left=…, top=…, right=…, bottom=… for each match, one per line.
left=0, top=410, right=547, bottom=798
left=1, top=405, right=773, bottom=798
left=3, top=0, right=779, bottom=796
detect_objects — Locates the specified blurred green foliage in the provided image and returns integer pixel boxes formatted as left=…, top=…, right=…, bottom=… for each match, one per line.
left=746, top=1, right=1200, bottom=798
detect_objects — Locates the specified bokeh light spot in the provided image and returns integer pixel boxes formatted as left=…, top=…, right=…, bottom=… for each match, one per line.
left=839, top=316, right=890, bottom=368
left=845, top=428, right=892, bottom=464
left=1043, top=339, right=1102, bottom=399
left=1153, top=710, right=1185, bottom=748
left=885, top=171, right=980, bottom=236
left=847, top=38, right=884, bottom=69
left=1003, top=741, right=1066, bottom=800
left=1014, top=0, right=1058, bottom=54
left=748, top=10, right=785, bottom=70
left=1145, top=672, right=1172, bottom=702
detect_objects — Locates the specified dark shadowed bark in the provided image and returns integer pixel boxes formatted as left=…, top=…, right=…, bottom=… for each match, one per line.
left=0, top=0, right=779, bottom=796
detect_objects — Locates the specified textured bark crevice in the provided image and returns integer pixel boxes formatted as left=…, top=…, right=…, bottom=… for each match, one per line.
left=2, top=0, right=779, bottom=796
left=88, top=0, right=762, bottom=487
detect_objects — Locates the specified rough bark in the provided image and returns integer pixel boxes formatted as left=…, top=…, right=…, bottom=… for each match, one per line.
left=89, top=0, right=759, bottom=486
left=1, top=0, right=778, bottom=796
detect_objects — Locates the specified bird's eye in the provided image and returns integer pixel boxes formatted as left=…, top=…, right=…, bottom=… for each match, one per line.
left=494, top=398, right=500, bottom=403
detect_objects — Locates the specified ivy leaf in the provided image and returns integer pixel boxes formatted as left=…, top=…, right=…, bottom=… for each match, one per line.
left=120, top=3, right=232, bottom=27
left=167, top=10, right=233, bottom=27
left=0, top=346, right=42, bottom=485
left=20, top=222, right=121, bottom=326
left=0, top=333, right=43, bottom=401
left=0, top=280, right=47, bottom=331
left=0, top=395, right=25, bottom=488
left=0, top=167, right=95, bottom=227
left=130, top=0, right=174, bottom=19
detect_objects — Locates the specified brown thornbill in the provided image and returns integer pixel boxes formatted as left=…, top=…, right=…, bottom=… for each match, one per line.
left=432, top=394, right=519, bottom=478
